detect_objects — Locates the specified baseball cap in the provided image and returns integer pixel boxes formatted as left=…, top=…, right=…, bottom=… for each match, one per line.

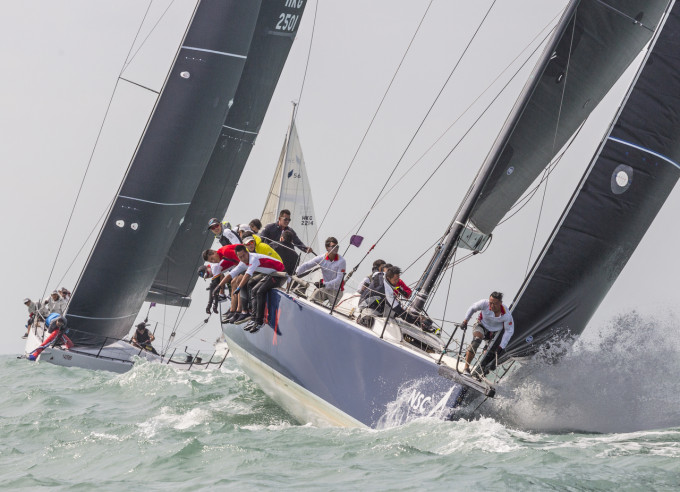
left=207, top=218, right=220, bottom=230
left=243, top=236, right=255, bottom=245
left=238, top=224, right=252, bottom=233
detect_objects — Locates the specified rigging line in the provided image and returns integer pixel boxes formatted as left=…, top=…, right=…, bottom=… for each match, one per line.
left=347, top=30, right=555, bottom=278
left=401, top=234, right=447, bottom=274
left=439, top=249, right=457, bottom=333
left=292, top=0, right=320, bottom=120
left=122, top=0, right=179, bottom=73
left=55, top=196, right=116, bottom=289
left=310, top=0, right=434, bottom=248
left=119, top=77, right=161, bottom=95
left=347, top=0, right=498, bottom=248
left=40, top=5, right=156, bottom=301
left=521, top=4, right=576, bottom=277
left=334, top=7, right=563, bottom=249
left=376, top=6, right=565, bottom=210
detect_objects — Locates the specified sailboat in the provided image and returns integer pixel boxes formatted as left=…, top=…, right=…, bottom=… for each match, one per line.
left=24, top=0, right=308, bottom=373
left=261, top=102, right=320, bottom=256
left=220, top=0, right=679, bottom=428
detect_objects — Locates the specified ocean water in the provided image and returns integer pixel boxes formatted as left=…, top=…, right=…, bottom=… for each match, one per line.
left=2, top=313, right=679, bottom=491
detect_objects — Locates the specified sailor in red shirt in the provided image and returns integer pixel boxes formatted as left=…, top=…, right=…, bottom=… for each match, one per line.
left=216, top=245, right=286, bottom=332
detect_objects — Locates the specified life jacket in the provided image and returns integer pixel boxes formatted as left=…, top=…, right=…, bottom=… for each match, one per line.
left=359, top=272, right=386, bottom=312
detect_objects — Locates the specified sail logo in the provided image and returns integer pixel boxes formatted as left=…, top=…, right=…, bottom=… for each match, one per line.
left=287, top=169, right=301, bottom=179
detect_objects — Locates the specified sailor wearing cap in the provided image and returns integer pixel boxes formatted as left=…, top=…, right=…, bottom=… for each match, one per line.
left=207, top=218, right=241, bottom=246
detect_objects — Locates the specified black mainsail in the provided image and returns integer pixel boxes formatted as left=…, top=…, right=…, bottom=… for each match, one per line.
left=507, top=1, right=680, bottom=358
left=147, top=0, right=308, bottom=307
left=413, top=0, right=669, bottom=310
left=66, top=1, right=262, bottom=345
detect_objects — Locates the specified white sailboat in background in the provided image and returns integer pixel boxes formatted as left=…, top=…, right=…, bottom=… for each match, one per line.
left=261, top=102, right=320, bottom=258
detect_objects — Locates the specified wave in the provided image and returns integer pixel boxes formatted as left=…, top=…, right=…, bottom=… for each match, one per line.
left=481, top=310, right=680, bottom=433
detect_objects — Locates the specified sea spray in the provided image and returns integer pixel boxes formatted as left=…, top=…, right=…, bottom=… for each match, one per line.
left=483, top=310, right=680, bottom=433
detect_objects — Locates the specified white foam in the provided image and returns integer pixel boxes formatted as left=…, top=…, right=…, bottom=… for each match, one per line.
left=483, top=311, right=680, bottom=433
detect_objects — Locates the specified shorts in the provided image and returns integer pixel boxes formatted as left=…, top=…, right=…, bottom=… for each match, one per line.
left=472, top=322, right=495, bottom=341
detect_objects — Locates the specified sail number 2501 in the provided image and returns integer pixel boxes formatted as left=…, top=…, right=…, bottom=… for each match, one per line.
left=276, top=13, right=300, bottom=32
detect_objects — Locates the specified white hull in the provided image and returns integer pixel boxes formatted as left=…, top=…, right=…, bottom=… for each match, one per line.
left=25, top=325, right=159, bottom=373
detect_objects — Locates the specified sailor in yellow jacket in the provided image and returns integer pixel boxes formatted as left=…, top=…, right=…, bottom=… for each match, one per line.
left=242, top=233, right=282, bottom=262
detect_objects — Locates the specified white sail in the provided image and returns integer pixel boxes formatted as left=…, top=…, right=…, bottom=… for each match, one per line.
left=262, top=118, right=320, bottom=255
left=261, top=139, right=286, bottom=227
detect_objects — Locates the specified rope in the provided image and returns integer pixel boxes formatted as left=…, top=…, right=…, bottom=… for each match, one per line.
left=347, top=0, right=498, bottom=248
left=293, top=0, right=320, bottom=121
left=311, top=0, right=434, bottom=248
left=358, top=8, right=564, bottom=228
left=40, top=3, right=154, bottom=300
left=54, top=196, right=115, bottom=290
left=122, top=0, right=178, bottom=73
left=345, top=26, right=555, bottom=280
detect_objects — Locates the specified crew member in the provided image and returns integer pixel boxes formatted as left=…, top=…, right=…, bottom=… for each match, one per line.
left=260, top=209, right=313, bottom=253
left=131, top=322, right=158, bottom=355
left=22, top=298, right=38, bottom=338
left=295, top=237, right=346, bottom=306
left=461, top=291, right=514, bottom=375
left=198, top=264, right=223, bottom=315
left=242, top=233, right=282, bottom=262
left=27, top=314, right=72, bottom=360
left=358, top=259, right=385, bottom=295
left=207, top=218, right=241, bottom=246
left=216, top=245, right=285, bottom=331
left=272, top=230, right=299, bottom=275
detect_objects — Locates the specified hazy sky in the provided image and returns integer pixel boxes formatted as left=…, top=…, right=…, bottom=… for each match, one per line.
left=2, top=0, right=679, bottom=357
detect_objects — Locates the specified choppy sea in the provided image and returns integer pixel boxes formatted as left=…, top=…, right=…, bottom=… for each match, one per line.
left=2, top=312, right=679, bottom=491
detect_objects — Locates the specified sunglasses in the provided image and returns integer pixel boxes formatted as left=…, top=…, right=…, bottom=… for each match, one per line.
left=209, top=224, right=220, bottom=229
left=325, top=243, right=337, bottom=248
left=281, top=217, right=291, bottom=222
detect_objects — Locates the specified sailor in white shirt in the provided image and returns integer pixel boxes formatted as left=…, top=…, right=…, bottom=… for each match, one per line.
left=296, top=237, right=346, bottom=306
left=461, top=291, right=514, bottom=375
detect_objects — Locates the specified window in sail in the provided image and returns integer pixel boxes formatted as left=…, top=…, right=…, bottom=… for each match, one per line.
left=611, top=164, right=633, bottom=195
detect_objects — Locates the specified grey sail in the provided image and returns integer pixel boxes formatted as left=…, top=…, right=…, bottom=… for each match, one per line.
left=468, top=0, right=669, bottom=237
left=506, top=1, right=680, bottom=358
left=65, top=1, right=263, bottom=345
left=147, top=0, right=308, bottom=307
left=413, top=0, right=670, bottom=311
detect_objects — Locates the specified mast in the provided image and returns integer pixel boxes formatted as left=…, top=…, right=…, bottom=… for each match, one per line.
left=411, top=0, right=580, bottom=312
